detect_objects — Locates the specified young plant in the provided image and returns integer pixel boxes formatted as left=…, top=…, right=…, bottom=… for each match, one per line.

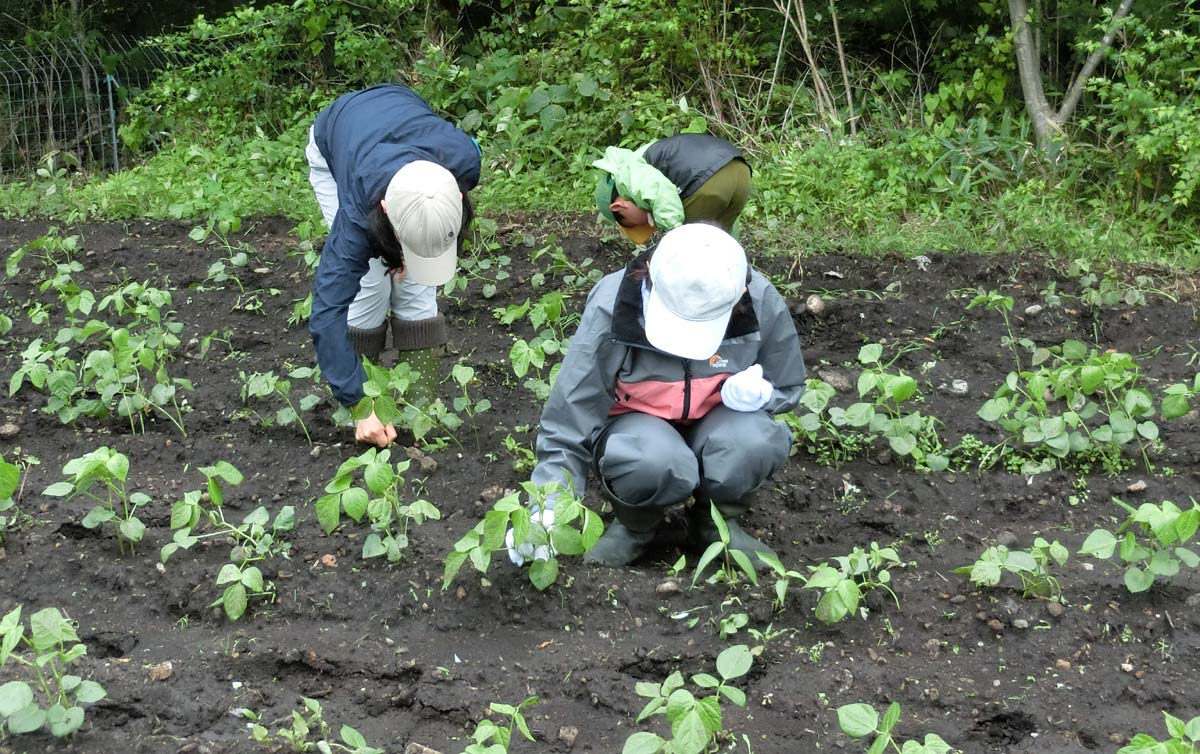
left=1117, top=711, right=1200, bottom=754
left=831, top=345, right=948, bottom=471
left=623, top=644, right=753, bottom=754
left=239, top=367, right=322, bottom=444
left=163, top=462, right=294, bottom=620
left=449, top=363, right=492, bottom=420
left=351, top=360, right=460, bottom=443
left=314, top=448, right=440, bottom=563
left=44, top=447, right=150, bottom=554
left=803, top=543, right=901, bottom=624
left=693, top=504, right=759, bottom=588
left=1162, top=374, right=1200, bottom=420
left=1079, top=498, right=1199, bottom=593
left=780, top=379, right=870, bottom=466
left=462, top=696, right=538, bottom=754
left=954, top=538, right=1069, bottom=599
left=442, top=481, right=603, bottom=591
left=246, top=696, right=382, bottom=754
left=837, top=702, right=954, bottom=754
left=0, top=606, right=107, bottom=738
left=977, top=338, right=1160, bottom=474
left=0, top=453, right=20, bottom=543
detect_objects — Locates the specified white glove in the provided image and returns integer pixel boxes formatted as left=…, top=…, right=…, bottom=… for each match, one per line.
left=506, top=508, right=555, bottom=567
left=721, top=364, right=773, bottom=412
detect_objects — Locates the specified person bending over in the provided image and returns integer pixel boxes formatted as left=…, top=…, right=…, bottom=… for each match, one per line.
left=306, top=83, right=480, bottom=447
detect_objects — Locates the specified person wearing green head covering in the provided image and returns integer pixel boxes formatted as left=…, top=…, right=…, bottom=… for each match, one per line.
left=593, top=133, right=751, bottom=245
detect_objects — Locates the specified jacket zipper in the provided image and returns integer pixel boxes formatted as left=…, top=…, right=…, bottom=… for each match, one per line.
left=681, top=359, right=692, bottom=421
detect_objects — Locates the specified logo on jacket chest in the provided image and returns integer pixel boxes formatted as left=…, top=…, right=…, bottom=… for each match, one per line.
left=708, top=354, right=728, bottom=369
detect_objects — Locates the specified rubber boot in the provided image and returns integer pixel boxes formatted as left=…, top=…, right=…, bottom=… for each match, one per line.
left=585, top=501, right=665, bottom=568
left=687, top=493, right=777, bottom=570
left=390, top=316, right=447, bottom=404
left=348, top=324, right=387, bottom=362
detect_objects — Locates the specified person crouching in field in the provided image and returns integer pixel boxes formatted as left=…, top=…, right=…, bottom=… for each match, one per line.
left=517, top=224, right=806, bottom=568
left=306, top=83, right=481, bottom=448
left=593, top=133, right=751, bottom=245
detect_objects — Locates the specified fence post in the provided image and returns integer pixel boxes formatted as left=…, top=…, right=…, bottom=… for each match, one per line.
left=105, top=73, right=119, bottom=172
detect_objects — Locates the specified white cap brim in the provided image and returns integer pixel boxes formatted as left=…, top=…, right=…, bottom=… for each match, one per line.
left=404, top=245, right=458, bottom=287
left=644, top=285, right=730, bottom=360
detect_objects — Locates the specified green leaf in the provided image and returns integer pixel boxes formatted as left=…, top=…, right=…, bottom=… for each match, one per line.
left=838, top=703, right=879, bottom=738
left=240, top=566, right=265, bottom=592
left=0, top=460, right=18, bottom=501
left=528, top=558, right=558, bottom=591
left=341, top=487, right=369, bottom=522
left=223, top=583, right=249, bottom=620
left=719, top=685, right=746, bottom=707
left=672, top=709, right=709, bottom=754
left=340, top=724, right=368, bottom=749
left=880, top=702, right=901, bottom=735
left=1061, top=340, right=1088, bottom=360
left=30, top=607, right=78, bottom=650
left=119, top=516, right=145, bottom=543
left=0, top=681, right=34, bottom=717
left=47, top=703, right=84, bottom=737
left=81, top=506, right=115, bottom=528
left=858, top=344, right=883, bottom=365
left=1162, top=393, right=1190, bottom=420
left=44, top=481, right=75, bottom=497
left=1123, top=566, right=1155, bottom=593
left=357, top=533, right=385, bottom=559
left=442, top=551, right=468, bottom=589
left=74, top=680, right=106, bottom=705
left=716, top=644, right=753, bottom=680
left=695, top=695, right=722, bottom=734
left=315, top=493, right=341, bottom=534
left=969, top=560, right=1002, bottom=586
left=1079, top=529, right=1117, bottom=559
left=622, top=732, right=665, bottom=754
left=692, top=541, right=725, bottom=586
left=7, top=702, right=46, bottom=734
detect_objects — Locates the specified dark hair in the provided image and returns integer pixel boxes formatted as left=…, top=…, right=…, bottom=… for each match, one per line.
left=365, top=191, right=476, bottom=269
left=366, top=199, right=405, bottom=270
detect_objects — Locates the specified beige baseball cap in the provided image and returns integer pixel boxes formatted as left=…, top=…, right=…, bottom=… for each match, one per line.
left=383, top=160, right=462, bottom=286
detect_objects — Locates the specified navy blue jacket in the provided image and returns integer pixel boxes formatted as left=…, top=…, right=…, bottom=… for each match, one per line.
left=309, top=84, right=481, bottom=406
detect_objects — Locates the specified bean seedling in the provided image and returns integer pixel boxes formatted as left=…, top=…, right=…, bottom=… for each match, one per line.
left=462, top=696, right=538, bottom=754
left=44, top=447, right=150, bottom=554
left=954, top=538, right=1069, bottom=599
left=0, top=606, right=107, bottom=738
left=1079, top=497, right=1199, bottom=593
left=623, top=644, right=753, bottom=754
left=314, top=448, right=441, bottom=562
left=163, top=462, right=294, bottom=620
left=442, top=481, right=603, bottom=591
left=837, top=701, right=954, bottom=753
left=1116, top=710, right=1200, bottom=754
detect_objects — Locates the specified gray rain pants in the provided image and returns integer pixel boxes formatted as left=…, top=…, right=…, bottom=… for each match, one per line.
left=593, top=406, right=791, bottom=511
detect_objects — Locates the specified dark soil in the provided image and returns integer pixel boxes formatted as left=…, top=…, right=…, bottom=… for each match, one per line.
left=1, top=216, right=1199, bottom=754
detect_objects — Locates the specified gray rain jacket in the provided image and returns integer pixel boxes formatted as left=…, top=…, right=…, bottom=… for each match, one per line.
left=530, top=251, right=807, bottom=503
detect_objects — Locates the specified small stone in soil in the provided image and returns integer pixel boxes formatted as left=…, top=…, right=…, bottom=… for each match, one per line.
left=1013, top=618, right=1030, bottom=629
left=148, top=661, right=174, bottom=681
left=988, top=619, right=1004, bottom=633
left=1126, top=480, right=1147, bottom=493
left=1055, top=659, right=1071, bottom=670
left=1046, top=601, right=1064, bottom=618
left=558, top=727, right=579, bottom=748
left=0, top=421, right=20, bottom=439
left=996, top=531, right=1020, bottom=548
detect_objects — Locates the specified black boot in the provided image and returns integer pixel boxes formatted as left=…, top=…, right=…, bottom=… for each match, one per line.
left=687, top=494, right=777, bottom=570
left=585, top=502, right=664, bottom=568
left=348, top=324, right=387, bottom=361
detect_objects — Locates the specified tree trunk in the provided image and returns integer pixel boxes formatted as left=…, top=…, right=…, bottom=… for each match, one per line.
left=1008, top=0, right=1134, bottom=153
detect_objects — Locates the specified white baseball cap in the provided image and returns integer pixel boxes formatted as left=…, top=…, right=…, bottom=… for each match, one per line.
left=383, top=160, right=462, bottom=286
left=644, top=224, right=748, bottom=360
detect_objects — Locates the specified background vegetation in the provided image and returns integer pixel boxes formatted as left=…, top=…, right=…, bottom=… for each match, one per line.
left=1, top=0, right=1199, bottom=266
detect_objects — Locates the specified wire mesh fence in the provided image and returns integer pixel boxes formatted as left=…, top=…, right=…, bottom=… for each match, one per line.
left=0, top=34, right=183, bottom=179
